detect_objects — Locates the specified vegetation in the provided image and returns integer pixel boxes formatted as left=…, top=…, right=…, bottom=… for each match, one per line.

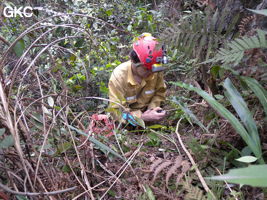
left=0, top=0, right=266, bottom=199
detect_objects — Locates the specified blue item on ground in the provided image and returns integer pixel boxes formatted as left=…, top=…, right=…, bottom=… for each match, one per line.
left=122, top=112, right=139, bottom=126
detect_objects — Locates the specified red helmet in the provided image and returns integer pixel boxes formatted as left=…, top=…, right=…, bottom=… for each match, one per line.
left=133, top=33, right=166, bottom=72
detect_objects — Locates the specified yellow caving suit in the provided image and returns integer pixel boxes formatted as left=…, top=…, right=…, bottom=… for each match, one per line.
left=108, top=60, right=166, bottom=120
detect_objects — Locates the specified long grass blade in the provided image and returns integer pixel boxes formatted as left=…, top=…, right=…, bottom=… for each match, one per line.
left=241, top=76, right=267, bottom=116
left=171, top=97, right=209, bottom=133
left=223, top=78, right=261, bottom=157
left=171, top=81, right=264, bottom=163
left=248, top=9, right=267, bottom=17
left=207, top=164, right=267, bottom=187
left=68, top=125, right=124, bottom=160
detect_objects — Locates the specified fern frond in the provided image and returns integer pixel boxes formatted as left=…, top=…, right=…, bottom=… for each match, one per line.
left=225, top=13, right=240, bottom=36
left=147, top=156, right=190, bottom=187
left=206, top=29, right=267, bottom=65
left=161, top=6, right=240, bottom=64
left=235, top=38, right=250, bottom=49
left=152, top=161, right=172, bottom=182
left=165, top=156, right=182, bottom=187
left=183, top=182, right=207, bottom=200
left=176, top=161, right=191, bottom=184
left=258, top=29, right=267, bottom=47
left=150, top=158, right=163, bottom=172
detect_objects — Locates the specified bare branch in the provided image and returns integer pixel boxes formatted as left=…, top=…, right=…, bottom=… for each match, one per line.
left=175, top=118, right=216, bottom=198
left=0, top=182, right=77, bottom=196
left=0, top=35, right=10, bottom=46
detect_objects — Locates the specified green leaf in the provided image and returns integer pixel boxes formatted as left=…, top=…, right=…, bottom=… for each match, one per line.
left=0, top=128, right=5, bottom=137
left=236, top=156, right=258, bottom=163
left=16, top=195, right=29, bottom=200
left=241, top=146, right=252, bottom=157
left=148, top=132, right=159, bottom=141
left=107, top=190, right=116, bottom=197
left=210, top=65, right=221, bottom=79
left=55, top=142, right=72, bottom=155
left=223, top=78, right=262, bottom=162
left=148, top=124, right=166, bottom=129
left=62, top=165, right=71, bottom=173
left=31, top=113, right=43, bottom=123
left=134, top=117, right=145, bottom=128
left=105, top=10, right=113, bottom=16
left=145, top=185, right=156, bottom=200
left=68, top=125, right=124, bottom=161
left=248, top=9, right=267, bottom=17
left=127, top=25, right=132, bottom=31
left=171, top=81, right=264, bottom=163
left=241, top=76, right=267, bottom=117
left=172, top=97, right=209, bottom=133
left=145, top=132, right=160, bottom=147
left=207, top=165, right=267, bottom=187
left=69, top=55, right=76, bottom=61
left=257, top=29, right=267, bottom=47
left=214, top=94, right=224, bottom=100
left=74, top=38, right=85, bottom=48
left=48, top=96, right=54, bottom=107
left=42, top=106, right=51, bottom=115
left=0, top=135, right=14, bottom=149
left=13, top=39, right=25, bottom=57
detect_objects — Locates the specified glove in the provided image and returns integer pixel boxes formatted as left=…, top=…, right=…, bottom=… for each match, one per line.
left=122, top=112, right=139, bottom=126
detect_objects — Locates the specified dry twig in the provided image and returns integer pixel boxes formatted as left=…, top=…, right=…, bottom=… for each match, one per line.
left=175, top=118, right=216, bottom=199
left=99, top=143, right=143, bottom=200
left=215, top=168, right=238, bottom=200
left=0, top=182, right=77, bottom=197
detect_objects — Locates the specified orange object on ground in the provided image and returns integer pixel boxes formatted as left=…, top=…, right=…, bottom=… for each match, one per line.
left=89, top=114, right=114, bottom=137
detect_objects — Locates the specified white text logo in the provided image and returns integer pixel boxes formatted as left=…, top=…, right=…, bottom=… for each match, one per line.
left=3, top=6, right=33, bottom=18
